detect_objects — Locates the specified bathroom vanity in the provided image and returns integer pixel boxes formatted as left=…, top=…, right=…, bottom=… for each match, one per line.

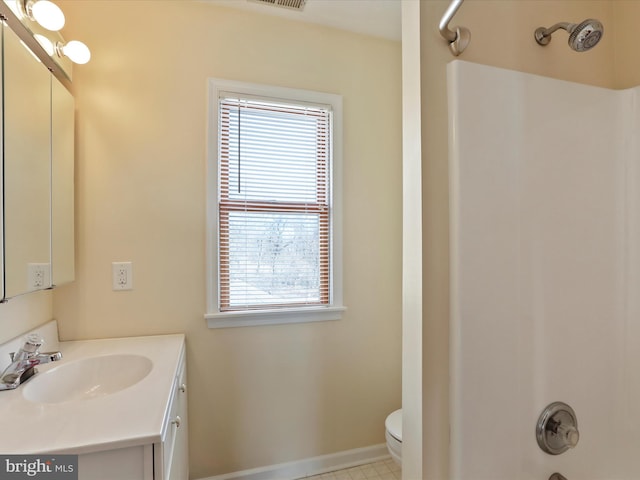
left=0, top=322, right=188, bottom=480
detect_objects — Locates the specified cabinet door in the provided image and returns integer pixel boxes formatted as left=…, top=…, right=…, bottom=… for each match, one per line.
left=168, top=360, right=188, bottom=480
left=79, top=444, right=153, bottom=480
left=51, top=77, right=75, bottom=286
left=156, top=352, right=188, bottom=480
left=3, top=25, right=51, bottom=298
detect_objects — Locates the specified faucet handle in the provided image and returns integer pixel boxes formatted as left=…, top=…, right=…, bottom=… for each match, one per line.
left=23, top=334, right=44, bottom=353
left=536, top=402, right=579, bottom=455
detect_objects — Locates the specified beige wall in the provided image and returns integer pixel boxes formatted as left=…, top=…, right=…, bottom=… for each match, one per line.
left=52, top=1, right=401, bottom=478
left=416, top=1, right=615, bottom=478
left=0, top=291, right=52, bottom=345
left=613, top=1, right=640, bottom=89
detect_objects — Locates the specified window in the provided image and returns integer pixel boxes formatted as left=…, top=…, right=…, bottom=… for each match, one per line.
left=206, top=79, right=344, bottom=328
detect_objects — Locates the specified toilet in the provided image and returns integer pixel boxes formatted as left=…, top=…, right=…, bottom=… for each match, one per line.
left=385, top=409, right=402, bottom=465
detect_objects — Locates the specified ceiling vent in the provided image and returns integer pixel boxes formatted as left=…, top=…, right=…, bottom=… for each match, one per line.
left=248, top=0, right=307, bottom=11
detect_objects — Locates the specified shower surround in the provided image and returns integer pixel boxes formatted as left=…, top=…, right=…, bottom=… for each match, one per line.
left=448, top=60, right=640, bottom=479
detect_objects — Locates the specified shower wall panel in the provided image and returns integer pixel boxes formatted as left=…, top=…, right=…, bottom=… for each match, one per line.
left=448, top=60, right=636, bottom=479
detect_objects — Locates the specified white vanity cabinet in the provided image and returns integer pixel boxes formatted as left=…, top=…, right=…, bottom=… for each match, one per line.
left=76, top=345, right=188, bottom=480
left=0, top=330, right=188, bottom=480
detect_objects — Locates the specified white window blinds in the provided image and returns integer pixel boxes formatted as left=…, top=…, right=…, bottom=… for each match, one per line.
left=218, top=94, right=332, bottom=311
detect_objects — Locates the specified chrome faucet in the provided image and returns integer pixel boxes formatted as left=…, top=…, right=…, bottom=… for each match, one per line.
left=0, top=334, right=62, bottom=391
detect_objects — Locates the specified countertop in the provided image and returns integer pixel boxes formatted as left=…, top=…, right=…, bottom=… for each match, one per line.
left=0, top=332, right=185, bottom=455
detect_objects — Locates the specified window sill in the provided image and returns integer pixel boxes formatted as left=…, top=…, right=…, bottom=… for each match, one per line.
left=205, top=305, right=346, bottom=329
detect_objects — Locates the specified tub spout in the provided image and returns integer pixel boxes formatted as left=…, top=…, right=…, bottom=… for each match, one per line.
left=549, top=474, right=568, bottom=480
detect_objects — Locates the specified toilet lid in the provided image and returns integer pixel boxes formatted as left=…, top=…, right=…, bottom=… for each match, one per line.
left=385, top=409, right=402, bottom=442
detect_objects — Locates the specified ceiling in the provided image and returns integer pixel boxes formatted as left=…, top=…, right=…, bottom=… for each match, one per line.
left=206, top=0, right=402, bottom=41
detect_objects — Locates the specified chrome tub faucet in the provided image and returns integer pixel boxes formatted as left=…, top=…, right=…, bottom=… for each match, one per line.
left=0, top=334, right=61, bottom=391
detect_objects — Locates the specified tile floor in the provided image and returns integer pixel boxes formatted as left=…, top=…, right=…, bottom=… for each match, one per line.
left=302, top=459, right=401, bottom=480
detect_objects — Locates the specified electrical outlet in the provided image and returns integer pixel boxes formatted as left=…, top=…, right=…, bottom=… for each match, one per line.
left=112, top=262, right=133, bottom=291
left=27, top=263, right=51, bottom=291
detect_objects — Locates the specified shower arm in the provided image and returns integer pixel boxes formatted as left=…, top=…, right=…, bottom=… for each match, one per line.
left=534, top=22, right=575, bottom=46
left=439, top=0, right=471, bottom=56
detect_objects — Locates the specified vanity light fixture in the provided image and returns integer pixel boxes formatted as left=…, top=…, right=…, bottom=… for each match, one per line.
left=32, top=33, right=54, bottom=55
left=55, top=40, right=91, bottom=64
left=34, top=33, right=92, bottom=65
left=19, top=0, right=65, bottom=32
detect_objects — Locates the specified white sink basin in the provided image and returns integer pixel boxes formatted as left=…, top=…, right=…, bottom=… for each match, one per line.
left=23, top=354, right=153, bottom=404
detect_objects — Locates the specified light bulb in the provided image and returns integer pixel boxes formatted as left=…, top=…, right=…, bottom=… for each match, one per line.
left=57, top=40, right=91, bottom=64
left=28, top=0, right=65, bottom=31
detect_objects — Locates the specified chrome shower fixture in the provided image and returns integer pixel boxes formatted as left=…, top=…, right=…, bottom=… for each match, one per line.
left=536, top=402, right=580, bottom=455
left=535, top=19, right=603, bottom=52
left=439, top=0, right=470, bottom=56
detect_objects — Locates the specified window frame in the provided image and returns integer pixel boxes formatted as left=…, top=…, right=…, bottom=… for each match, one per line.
left=205, top=79, right=344, bottom=328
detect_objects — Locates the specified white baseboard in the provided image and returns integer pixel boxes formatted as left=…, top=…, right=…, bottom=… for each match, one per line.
left=196, top=443, right=390, bottom=480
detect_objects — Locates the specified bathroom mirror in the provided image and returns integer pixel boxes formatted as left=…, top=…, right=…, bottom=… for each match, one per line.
left=51, top=76, right=75, bottom=287
left=1, top=23, right=75, bottom=299
left=3, top=24, right=52, bottom=298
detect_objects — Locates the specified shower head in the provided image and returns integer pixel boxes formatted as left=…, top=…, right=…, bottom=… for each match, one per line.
left=535, top=19, right=603, bottom=52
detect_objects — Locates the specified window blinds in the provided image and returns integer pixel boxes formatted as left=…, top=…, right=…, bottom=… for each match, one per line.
left=218, top=95, right=332, bottom=311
